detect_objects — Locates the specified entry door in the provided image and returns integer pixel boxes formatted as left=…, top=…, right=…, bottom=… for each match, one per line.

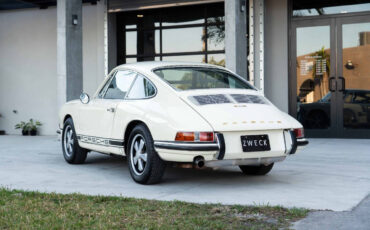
left=292, top=15, right=370, bottom=138
left=292, top=18, right=337, bottom=137
left=337, top=15, right=370, bottom=138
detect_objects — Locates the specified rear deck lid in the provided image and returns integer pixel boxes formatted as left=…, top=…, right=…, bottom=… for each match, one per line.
left=178, top=89, right=300, bottom=131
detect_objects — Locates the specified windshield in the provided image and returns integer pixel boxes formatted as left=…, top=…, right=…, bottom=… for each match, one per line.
left=153, top=67, right=255, bottom=91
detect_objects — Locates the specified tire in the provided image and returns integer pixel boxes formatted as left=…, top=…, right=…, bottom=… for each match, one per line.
left=127, top=124, right=166, bottom=184
left=62, top=118, right=87, bottom=164
left=239, top=163, right=274, bottom=176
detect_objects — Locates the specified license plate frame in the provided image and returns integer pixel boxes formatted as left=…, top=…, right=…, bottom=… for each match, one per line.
left=240, top=135, right=271, bottom=152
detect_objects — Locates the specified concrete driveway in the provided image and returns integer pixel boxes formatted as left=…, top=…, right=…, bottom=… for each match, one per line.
left=0, top=135, right=370, bottom=211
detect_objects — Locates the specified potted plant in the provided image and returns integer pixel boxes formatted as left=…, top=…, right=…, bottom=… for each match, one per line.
left=28, top=119, right=42, bottom=136
left=15, top=121, right=29, bottom=136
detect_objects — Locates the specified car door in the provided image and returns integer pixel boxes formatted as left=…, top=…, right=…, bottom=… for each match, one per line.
left=77, top=70, right=137, bottom=149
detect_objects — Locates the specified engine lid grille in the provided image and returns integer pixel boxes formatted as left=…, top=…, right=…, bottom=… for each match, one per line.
left=190, top=94, right=268, bottom=105
left=230, top=94, right=268, bottom=104
left=193, top=94, right=231, bottom=105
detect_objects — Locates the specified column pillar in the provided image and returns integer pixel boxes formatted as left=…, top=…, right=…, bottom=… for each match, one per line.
left=57, top=0, right=83, bottom=108
left=225, top=0, right=247, bottom=79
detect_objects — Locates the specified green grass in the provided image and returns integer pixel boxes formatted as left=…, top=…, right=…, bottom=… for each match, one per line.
left=0, top=188, right=308, bottom=230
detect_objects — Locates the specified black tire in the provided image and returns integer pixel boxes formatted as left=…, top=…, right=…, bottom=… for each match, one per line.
left=127, top=124, right=166, bottom=184
left=62, top=118, right=87, bottom=164
left=239, top=163, right=274, bottom=176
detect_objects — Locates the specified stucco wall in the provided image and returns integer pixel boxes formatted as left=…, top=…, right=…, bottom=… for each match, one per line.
left=0, top=2, right=105, bottom=135
left=264, top=0, right=289, bottom=112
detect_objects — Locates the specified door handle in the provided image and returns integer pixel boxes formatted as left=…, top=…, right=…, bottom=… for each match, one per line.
left=329, top=76, right=336, bottom=92
left=107, top=108, right=115, bottom=113
left=338, top=76, right=345, bottom=92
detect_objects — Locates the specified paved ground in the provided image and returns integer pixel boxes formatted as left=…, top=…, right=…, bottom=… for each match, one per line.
left=294, top=194, right=370, bottom=230
left=0, top=135, right=370, bottom=212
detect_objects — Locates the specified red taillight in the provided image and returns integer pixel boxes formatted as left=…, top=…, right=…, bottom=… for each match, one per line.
left=294, top=128, right=304, bottom=139
left=175, top=132, right=214, bottom=142
left=199, top=132, right=214, bottom=142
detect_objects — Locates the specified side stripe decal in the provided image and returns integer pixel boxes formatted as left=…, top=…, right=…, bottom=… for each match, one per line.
left=77, top=135, right=124, bottom=148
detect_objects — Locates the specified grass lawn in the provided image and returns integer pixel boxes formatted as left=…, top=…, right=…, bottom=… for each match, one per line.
left=0, top=188, right=308, bottom=229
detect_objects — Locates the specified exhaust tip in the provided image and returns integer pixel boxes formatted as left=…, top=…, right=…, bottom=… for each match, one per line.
left=193, top=156, right=205, bottom=168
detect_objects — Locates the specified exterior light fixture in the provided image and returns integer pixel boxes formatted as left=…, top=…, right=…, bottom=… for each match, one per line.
left=72, top=14, right=78, bottom=25
left=345, top=60, right=355, bottom=70
left=137, top=14, right=144, bottom=18
left=240, top=0, right=246, bottom=12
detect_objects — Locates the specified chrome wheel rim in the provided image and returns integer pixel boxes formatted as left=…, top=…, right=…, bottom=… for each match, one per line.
left=63, top=125, right=74, bottom=157
left=130, top=134, right=148, bottom=176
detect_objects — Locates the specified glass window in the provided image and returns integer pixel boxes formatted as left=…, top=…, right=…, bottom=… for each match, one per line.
left=118, top=3, right=225, bottom=65
left=293, top=1, right=370, bottom=17
left=126, top=31, right=137, bottom=55
left=161, top=5, right=205, bottom=26
left=162, top=55, right=205, bottom=63
left=127, top=75, right=156, bottom=99
left=207, top=23, right=225, bottom=51
left=207, top=54, right=225, bottom=67
left=154, top=67, right=254, bottom=91
left=104, top=71, right=136, bottom=99
left=162, top=27, right=205, bottom=53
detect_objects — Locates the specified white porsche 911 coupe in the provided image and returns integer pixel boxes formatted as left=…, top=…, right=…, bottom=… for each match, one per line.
left=59, top=62, right=308, bottom=184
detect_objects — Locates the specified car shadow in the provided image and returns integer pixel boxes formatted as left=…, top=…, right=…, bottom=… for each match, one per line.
left=82, top=152, right=282, bottom=186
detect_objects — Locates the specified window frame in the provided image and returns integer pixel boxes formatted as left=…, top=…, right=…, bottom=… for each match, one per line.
left=124, top=72, right=158, bottom=100
left=117, top=3, right=225, bottom=64
left=99, top=69, right=158, bottom=101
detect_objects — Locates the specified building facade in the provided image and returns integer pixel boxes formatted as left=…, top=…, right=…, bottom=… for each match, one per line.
left=0, top=0, right=370, bottom=138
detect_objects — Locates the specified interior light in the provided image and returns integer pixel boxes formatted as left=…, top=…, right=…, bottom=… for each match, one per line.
left=137, top=14, right=144, bottom=18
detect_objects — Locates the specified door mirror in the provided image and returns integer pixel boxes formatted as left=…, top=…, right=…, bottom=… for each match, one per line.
left=80, top=93, right=90, bottom=104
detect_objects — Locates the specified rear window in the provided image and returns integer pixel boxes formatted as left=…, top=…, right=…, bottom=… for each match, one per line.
left=153, top=67, right=255, bottom=91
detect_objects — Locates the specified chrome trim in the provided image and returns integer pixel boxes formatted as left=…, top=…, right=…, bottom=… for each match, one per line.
left=205, top=156, right=286, bottom=167
left=297, top=138, right=309, bottom=147
left=154, top=141, right=219, bottom=151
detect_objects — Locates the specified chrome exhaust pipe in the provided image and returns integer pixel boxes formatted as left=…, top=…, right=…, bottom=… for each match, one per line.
left=193, top=156, right=205, bottom=168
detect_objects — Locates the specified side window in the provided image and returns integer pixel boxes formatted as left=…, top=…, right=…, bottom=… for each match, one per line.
left=127, top=74, right=156, bottom=99
left=104, top=70, right=136, bottom=99
left=98, top=77, right=113, bottom=98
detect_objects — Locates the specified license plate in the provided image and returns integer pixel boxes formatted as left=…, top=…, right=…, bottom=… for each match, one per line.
left=241, top=135, right=271, bottom=152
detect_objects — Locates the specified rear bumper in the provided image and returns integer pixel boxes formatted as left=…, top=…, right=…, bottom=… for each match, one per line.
left=297, top=138, right=309, bottom=147
left=154, top=131, right=308, bottom=163
left=154, top=141, right=219, bottom=151
left=205, top=156, right=286, bottom=167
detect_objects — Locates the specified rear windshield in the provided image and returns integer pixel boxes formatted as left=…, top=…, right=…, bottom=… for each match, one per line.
left=153, top=67, right=255, bottom=91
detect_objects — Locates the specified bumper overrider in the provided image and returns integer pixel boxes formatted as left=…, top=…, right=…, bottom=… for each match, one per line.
left=154, top=131, right=309, bottom=166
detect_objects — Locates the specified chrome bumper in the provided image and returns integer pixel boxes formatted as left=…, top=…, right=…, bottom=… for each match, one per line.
left=154, top=141, right=219, bottom=151
left=205, top=156, right=286, bottom=167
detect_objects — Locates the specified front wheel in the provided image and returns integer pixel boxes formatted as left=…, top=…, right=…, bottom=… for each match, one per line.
left=127, top=124, right=166, bottom=184
left=62, top=118, right=87, bottom=164
left=239, top=163, right=274, bottom=176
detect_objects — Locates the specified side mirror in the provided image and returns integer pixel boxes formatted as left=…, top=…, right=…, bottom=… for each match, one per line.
left=80, top=93, right=90, bottom=104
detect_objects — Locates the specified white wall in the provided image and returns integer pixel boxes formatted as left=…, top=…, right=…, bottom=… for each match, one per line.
left=0, top=2, right=105, bottom=135
left=264, top=0, right=289, bottom=112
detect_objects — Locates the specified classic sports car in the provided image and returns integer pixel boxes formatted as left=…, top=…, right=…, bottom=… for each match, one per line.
left=59, top=62, right=308, bottom=184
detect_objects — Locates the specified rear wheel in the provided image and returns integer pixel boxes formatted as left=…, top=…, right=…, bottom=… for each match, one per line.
left=239, top=163, right=274, bottom=176
left=62, top=118, right=87, bottom=164
left=127, top=124, right=166, bottom=184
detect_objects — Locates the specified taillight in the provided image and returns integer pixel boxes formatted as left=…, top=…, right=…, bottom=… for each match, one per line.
left=175, top=132, right=214, bottom=142
left=293, top=128, right=304, bottom=139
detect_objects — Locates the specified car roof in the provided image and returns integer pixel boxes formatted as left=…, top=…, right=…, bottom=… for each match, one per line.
left=114, top=61, right=226, bottom=72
